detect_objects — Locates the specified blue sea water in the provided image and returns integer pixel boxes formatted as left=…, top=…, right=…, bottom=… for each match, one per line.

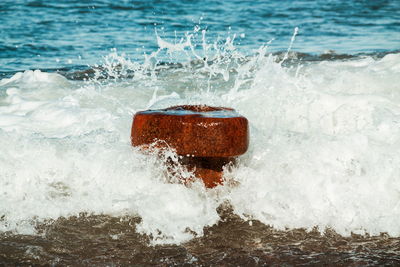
left=1, top=0, right=399, bottom=73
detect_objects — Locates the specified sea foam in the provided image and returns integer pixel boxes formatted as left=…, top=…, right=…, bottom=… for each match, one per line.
left=0, top=42, right=399, bottom=243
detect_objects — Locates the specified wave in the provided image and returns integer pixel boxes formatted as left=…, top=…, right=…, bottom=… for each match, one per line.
left=0, top=37, right=399, bottom=244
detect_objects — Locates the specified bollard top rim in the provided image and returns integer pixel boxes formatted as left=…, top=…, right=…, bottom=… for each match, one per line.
left=164, top=105, right=234, bottom=112
left=136, top=105, right=244, bottom=119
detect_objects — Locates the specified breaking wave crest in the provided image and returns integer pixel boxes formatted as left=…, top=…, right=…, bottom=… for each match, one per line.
left=1, top=31, right=400, bottom=244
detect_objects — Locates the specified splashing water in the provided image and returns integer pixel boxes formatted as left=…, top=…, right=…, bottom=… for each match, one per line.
left=0, top=28, right=400, bottom=246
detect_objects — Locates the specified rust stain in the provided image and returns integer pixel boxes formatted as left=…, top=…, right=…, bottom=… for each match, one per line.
left=131, top=105, right=249, bottom=188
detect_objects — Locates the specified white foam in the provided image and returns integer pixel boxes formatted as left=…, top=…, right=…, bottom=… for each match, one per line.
left=0, top=44, right=399, bottom=244
left=227, top=52, right=400, bottom=237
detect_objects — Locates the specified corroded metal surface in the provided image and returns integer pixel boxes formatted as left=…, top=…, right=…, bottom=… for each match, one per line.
left=131, top=105, right=249, bottom=188
left=131, top=105, right=249, bottom=158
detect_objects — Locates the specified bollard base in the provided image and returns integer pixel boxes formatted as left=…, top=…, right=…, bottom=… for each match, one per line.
left=180, top=156, right=234, bottom=188
left=193, top=167, right=223, bottom=188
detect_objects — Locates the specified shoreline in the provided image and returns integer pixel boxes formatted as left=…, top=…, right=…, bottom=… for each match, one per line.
left=1, top=207, right=399, bottom=266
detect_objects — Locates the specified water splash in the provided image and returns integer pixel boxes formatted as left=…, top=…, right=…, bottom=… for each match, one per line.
left=1, top=28, right=400, bottom=244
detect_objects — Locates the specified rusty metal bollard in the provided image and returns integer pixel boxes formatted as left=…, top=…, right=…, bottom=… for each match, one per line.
left=131, top=105, right=249, bottom=188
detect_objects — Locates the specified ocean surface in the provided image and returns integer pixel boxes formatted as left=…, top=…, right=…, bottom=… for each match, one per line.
left=1, top=0, right=400, bottom=265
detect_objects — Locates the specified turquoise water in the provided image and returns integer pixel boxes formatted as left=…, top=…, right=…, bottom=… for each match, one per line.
left=1, top=0, right=399, bottom=73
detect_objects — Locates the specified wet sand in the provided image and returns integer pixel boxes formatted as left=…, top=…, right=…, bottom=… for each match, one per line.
left=1, top=205, right=399, bottom=266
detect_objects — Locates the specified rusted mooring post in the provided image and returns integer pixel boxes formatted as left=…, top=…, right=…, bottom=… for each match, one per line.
left=131, top=105, right=249, bottom=188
